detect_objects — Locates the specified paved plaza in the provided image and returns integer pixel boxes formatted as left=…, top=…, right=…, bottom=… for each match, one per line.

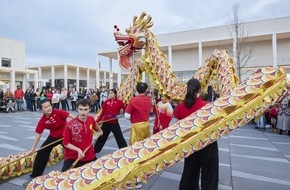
left=1, top=111, right=290, bottom=190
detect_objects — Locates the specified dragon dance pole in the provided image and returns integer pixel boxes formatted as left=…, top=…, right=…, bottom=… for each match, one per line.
left=131, top=51, right=135, bottom=97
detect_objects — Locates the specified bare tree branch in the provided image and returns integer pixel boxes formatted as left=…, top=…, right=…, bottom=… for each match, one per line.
left=227, top=2, right=255, bottom=83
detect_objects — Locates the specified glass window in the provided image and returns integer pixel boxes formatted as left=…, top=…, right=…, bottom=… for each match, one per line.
left=1, top=58, right=11, bottom=67
left=173, top=70, right=197, bottom=83
left=79, top=80, right=87, bottom=88
left=55, top=79, right=64, bottom=90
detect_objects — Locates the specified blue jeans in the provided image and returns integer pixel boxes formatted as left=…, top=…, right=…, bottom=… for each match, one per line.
left=16, top=99, right=23, bottom=111
left=257, top=115, right=265, bottom=129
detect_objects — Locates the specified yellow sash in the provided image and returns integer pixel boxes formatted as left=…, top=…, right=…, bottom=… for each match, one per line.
left=129, top=121, right=150, bottom=145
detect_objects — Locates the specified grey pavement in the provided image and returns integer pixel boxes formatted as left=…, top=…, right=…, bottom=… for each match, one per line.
left=1, top=111, right=290, bottom=190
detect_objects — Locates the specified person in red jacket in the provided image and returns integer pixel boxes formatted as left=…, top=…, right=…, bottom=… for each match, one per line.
left=94, top=89, right=127, bottom=153
left=14, top=85, right=24, bottom=111
left=173, top=78, right=218, bottom=190
left=61, top=98, right=103, bottom=171
left=153, top=94, right=173, bottom=134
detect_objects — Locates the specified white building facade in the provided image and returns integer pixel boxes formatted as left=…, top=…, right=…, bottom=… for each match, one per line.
left=0, top=36, right=37, bottom=92
left=28, top=63, right=120, bottom=91
left=99, top=16, right=290, bottom=82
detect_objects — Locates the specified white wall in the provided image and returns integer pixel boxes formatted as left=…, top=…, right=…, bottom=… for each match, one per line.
left=0, top=37, right=25, bottom=69
left=172, top=48, right=198, bottom=71
left=67, top=67, right=76, bottom=78
left=277, top=38, right=290, bottom=65
left=249, top=40, right=273, bottom=67
left=54, top=67, right=64, bottom=79
left=41, top=68, right=51, bottom=79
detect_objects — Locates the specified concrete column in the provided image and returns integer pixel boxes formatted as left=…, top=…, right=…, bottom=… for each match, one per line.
left=76, top=66, right=79, bottom=91
left=168, top=45, right=172, bottom=68
left=198, top=42, right=203, bottom=67
left=87, top=68, right=90, bottom=89
left=34, top=72, right=38, bottom=90
left=272, top=33, right=277, bottom=68
left=22, top=74, right=27, bottom=91
left=64, top=64, right=68, bottom=89
left=10, top=71, right=16, bottom=92
left=96, top=55, right=100, bottom=89
left=103, top=71, right=106, bottom=87
left=109, top=58, right=113, bottom=89
left=51, top=66, right=55, bottom=87
left=38, top=67, right=42, bottom=79
left=95, top=69, right=100, bottom=88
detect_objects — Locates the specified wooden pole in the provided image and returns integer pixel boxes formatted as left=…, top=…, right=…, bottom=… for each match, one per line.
left=98, top=115, right=124, bottom=125
left=0, top=138, right=63, bottom=170
left=69, top=136, right=98, bottom=169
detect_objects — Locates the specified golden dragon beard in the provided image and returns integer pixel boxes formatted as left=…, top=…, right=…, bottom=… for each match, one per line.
left=1, top=12, right=290, bottom=190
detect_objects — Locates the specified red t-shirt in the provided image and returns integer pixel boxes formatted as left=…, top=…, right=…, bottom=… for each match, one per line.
left=63, top=116, right=97, bottom=161
left=126, top=95, right=151, bottom=123
left=35, top=109, right=69, bottom=138
left=96, top=98, right=126, bottom=124
left=173, top=97, right=207, bottom=120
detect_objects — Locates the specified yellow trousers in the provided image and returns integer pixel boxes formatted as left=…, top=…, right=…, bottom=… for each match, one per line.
left=129, top=121, right=150, bottom=145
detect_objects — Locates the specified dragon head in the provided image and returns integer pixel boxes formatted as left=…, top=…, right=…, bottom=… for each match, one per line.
left=114, top=12, right=153, bottom=70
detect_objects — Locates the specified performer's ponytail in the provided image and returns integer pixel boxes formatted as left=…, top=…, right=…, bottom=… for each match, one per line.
left=184, top=79, right=201, bottom=108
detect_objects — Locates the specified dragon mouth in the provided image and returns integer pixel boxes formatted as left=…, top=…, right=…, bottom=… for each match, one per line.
left=114, top=32, right=145, bottom=56
left=114, top=34, right=135, bottom=56
left=114, top=25, right=146, bottom=70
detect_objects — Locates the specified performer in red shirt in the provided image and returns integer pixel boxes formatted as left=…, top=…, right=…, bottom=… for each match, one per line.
left=153, top=94, right=173, bottom=134
left=173, top=78, right=219, bottom=190
left=125, top=82, right=151, bottom=145
left=94, top=89, right=127, bottom=153
left=23, top=99, right=74, bottom=186
left=125, top=82, right=151, bottom=189
left=62, top=99, right=103, bottom=171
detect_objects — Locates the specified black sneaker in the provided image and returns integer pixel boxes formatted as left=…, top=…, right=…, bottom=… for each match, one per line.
left=23, top=177, right=34, bottom=187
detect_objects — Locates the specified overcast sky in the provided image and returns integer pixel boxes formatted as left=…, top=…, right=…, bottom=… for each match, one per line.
left=0, top=0, right=289, bottom=71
